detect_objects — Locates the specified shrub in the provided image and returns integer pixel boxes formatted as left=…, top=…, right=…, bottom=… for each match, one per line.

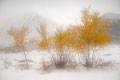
left=41, top=60, right=52, bottom=71
left=7, top=26, right=30, bottom=69
left=71, top=7, right=112, bottom=68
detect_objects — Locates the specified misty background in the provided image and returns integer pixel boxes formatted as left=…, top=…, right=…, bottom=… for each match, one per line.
left=0, top=0, right=120, bottom=48
left=0, top=0, right=120, bottom=25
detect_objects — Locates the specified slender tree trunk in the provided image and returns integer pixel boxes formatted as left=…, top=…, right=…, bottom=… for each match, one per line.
left=78, top=53, right=84, bottom=65
left=86, top=40, right=90, bottom=69
left=23, top=48, right=28, bottom=68
left=22, top=44, right=28, bottom=69
left=49, top=50, right=56, bottom=65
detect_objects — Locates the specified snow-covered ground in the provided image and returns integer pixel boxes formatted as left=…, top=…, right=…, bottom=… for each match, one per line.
left=0, top=68, right=119, bottom=80
left=0, top=44, right=120, bottom=80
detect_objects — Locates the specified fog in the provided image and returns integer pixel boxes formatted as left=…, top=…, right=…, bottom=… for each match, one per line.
left=0, top=0, right=120, bottom=25
left=0, top=0, right=119, bottom=48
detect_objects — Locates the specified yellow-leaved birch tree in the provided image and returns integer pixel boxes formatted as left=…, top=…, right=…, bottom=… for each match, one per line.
left=7, top=26, right=29, bottom=69
left=73, top=7, right=112, bottom=68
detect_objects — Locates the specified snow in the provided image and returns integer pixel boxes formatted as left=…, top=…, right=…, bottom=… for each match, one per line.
left=0, top=44, right=120, bottom=80
left=0, top=68, right=119, bottom=80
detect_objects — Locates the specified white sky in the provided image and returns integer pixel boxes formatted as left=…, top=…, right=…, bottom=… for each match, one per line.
left=0, top=0, right=120, bottom=25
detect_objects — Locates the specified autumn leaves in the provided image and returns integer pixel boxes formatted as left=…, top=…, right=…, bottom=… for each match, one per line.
left=7, top=7, right=112, bottom=69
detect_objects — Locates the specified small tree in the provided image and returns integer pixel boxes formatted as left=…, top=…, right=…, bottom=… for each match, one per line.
left=8, top=26, right=29, bottom=69
left=37, top=25, right=75, bottom=68
left=36, top=25, right=54, bottom=69
left=72, top=7, right=112, bottom=68
left=36, top=25, right=51, bottom=50
left=51, top=28, right=73, bottom=68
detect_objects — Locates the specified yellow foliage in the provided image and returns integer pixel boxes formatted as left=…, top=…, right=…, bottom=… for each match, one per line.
left=52, top=28, right=65, bottom=50
left=62, top=25, right=86, bottom=53
left=7, top=26, right=29, bottom=48
left=8, top=26, right=29, bottom=69
left=36, top=7, right=112, bottom=68
left=37, top=37, right=51, bottom=49
left=37, top=25, right=51, bottom=50
left=36, top=24, right=47, bottom=40
left=52, top=27, right=75, bottom=52
left=73, top=7, right=112, bottom=52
